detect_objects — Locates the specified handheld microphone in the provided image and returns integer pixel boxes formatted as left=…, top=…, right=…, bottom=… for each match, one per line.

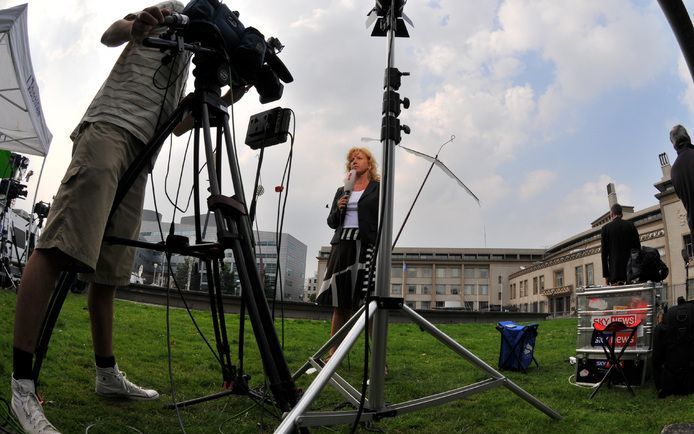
left=341, top=169, right=357, bottom=219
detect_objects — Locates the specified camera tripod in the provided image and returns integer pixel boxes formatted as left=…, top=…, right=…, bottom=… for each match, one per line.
left=30, top=42, right=301, bottom=415
left=275, top=4, right=560, bottom=432
left=0, top=162, right=27, bottom=289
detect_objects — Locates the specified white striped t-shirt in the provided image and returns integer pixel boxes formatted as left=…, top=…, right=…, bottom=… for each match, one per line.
left=71, top=1, right=190, bottom=146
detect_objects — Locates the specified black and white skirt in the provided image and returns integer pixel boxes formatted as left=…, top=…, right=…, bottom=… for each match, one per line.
left=316, top=228, right=375, bottom=309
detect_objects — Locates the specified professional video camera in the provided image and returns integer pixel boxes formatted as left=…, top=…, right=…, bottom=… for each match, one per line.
left=160, top=0, right=293, bottom=103
left=0, top=179, right=27, bottom=202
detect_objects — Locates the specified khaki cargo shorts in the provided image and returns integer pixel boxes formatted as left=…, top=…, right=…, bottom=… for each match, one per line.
left=37, top=121, right=148, bottom=286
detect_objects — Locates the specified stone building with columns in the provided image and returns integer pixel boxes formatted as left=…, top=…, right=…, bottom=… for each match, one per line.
left=507, top=152, right=690, bottom=316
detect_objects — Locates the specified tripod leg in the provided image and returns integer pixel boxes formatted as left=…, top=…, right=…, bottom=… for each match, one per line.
left=204, top=258, right=234, bottom=384
left=197, top=105, right=299, bottom=411
left=401, top=304, right=561, bottom=419
left=32, top=272, right=75, bottom=384
left=11, top=223, right=24, bottom=275
left=275, top=302, right=376, bottom=434
left=210, top=258, right=238, bottom=386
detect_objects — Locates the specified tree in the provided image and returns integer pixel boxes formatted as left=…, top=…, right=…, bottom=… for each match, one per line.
left=173, top=257, right=194, bottom=289
left=220, top=261, right=236, bottom=294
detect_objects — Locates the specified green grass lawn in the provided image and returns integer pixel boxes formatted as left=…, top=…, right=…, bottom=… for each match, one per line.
left=1, top=287, right=693, bottom=434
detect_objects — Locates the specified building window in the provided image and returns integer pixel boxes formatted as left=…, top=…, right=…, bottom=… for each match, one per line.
left=533, top=277, right=538, bottom=295
left=464, top=284, right=475, bottom=295
left=435, top=266, right=461, bottom=279
left=480, top=267, right=490, bottom=279
left=436, top=284, right=446, bottom=295
left=479, top=284, right=488, bottom=295
left=479, top=301, right=489, bottom=311
left=586, top=263, right=594, bottom=286
left=498, top=275, right=503, bottom=284
left=451, top=286, right=459, bottom=295
left=554, top=270, right=564, bottom=287
left=392, top=266, right=403, bottom=278
left=420, top=285, right=430, bottom=295
left=421, top=267, right=433, bottom=278
left=405, top=301, right=415, bottom=309
left=420, top=301, right=431, bottom=310
left=539, top=275, right=545, bottom=291
left=575, top=265, right=584, bottom=288
left=408, top=285, right=416, bottom=294
left=464, top=267, right=475, bottom=279
left=391, top=284, right=401, bottom=295
left=406, top=265, right=417, bottom=278
left=464, top=301, right=474, bottom=311
left=436, top=301, right=445, bottom=309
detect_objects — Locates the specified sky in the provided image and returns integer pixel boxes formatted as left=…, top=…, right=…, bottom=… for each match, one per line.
left=3, top=0, right=694, bottom=279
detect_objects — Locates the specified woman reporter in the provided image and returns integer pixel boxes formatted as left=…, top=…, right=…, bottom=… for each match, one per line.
left=317, top=147, right=380, bottom=359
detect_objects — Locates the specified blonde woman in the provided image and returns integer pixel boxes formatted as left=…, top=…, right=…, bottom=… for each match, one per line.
left=317, top=147, right=380, bottom=359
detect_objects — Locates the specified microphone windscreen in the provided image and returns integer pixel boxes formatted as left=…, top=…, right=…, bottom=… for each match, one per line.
left=343, top=169, right=357, bottom=192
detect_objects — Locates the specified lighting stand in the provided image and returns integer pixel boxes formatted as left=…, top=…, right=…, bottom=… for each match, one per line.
left=275, top=3, right=560, bottom=432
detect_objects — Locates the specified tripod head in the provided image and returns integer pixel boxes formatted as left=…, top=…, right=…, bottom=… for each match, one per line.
left=145, top=0, right=293, bottom=103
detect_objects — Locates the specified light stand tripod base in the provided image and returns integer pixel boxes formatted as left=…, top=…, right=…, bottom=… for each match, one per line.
left=276, top=301, right=560, bottom=432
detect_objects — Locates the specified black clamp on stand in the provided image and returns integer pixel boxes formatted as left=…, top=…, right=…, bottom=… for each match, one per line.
left=30, top=31, right=301, bottom=415
left=380, top=68, right=410, bottom=145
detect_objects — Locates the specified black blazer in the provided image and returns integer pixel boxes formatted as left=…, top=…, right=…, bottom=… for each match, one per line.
left=327, top=180, right=379, bottom=245
left=601, top=217, right=641, bottom=284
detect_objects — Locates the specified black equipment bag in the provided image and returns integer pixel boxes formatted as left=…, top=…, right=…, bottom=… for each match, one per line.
left=626, top=246, right=669, bottom=283
left=653, top=302, right=694, bottom=398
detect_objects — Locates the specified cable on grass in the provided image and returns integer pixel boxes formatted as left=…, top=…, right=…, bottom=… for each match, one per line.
left=217, top=389, right=284, bottom=434
left=85, top=421, right=144, bottom=433
left=0, top=397, right=23, bottom=434
left=568, top=373, right=595, bottom=389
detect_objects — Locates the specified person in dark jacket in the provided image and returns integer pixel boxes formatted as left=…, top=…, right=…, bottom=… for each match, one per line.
left=671, top=124, right=694, bottom=241
left=601, top=203, right=641, bottom=285
left=317, top=147, right=380, bottom=358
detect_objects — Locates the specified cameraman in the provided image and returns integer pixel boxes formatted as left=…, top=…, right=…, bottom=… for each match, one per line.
left=10, top=3, right=192, bottom=433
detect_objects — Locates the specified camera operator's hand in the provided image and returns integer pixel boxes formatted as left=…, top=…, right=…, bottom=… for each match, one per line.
left=129, top=6, right=168, bottom=43
left=101, top=6, right=171, bottom=47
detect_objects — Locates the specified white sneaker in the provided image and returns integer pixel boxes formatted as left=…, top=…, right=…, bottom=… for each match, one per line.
left=11, top=376, right=61, bottom=434
left=95, top=364, right=159, bottom=400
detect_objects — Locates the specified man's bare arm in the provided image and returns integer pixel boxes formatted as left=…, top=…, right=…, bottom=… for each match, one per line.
left=101, top=6, right=168, bottom=47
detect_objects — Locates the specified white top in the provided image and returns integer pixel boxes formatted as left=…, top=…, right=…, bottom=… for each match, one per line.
left=343, top=190, right=364, bottom=228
